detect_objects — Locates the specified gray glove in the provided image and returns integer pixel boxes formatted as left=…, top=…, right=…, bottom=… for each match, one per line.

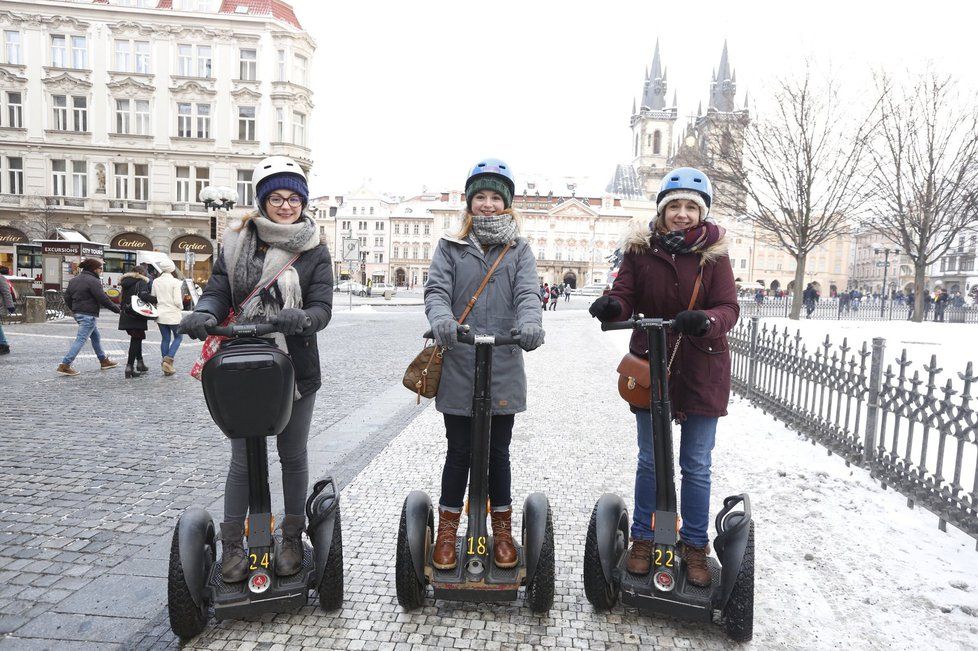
left=179, top=312, right=217, bottom=340
left=518, top=324, right=545, bottom=351
left=273, top=308, right=309, bottom=336
left=432, top=319, right=460, bottom=348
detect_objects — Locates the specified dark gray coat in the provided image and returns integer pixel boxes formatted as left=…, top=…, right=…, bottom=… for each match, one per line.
left=118, top=273, right=156, bottom=331
left=424, top=234, right=542, bottom=416
left=63, top=270, right=121, bottom=317
left=195, top=236, right=334, bottom=397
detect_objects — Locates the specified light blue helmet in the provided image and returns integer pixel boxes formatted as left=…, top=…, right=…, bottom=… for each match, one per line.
left=465, top=158, right=515, bottom=198
left=656, top=167, right=713, bottom=209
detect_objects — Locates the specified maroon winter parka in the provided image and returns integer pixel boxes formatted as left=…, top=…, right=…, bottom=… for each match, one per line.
left=605, top=222, right=739, bottom=419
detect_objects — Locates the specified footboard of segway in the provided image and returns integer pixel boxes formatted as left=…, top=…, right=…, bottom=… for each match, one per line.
left=618, top=552, right=719, bottom=621
left=210, top=543, right=316, bottom=620
left=430, top=540, right=524, bottom=602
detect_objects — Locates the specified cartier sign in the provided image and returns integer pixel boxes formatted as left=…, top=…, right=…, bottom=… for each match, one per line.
left=170, top=235, right=213, bottom=255
left=110, top=232, right=153, bottom=250
left=0, top=227, right=28, bottom=245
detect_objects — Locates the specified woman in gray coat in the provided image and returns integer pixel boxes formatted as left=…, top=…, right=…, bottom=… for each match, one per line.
left=424, top=159, right=544, bottom=572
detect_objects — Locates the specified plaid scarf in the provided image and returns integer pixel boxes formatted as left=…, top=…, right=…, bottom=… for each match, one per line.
left=651, top=221, right=724, bottom=254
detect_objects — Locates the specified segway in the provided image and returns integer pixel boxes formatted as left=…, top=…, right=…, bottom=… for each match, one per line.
left=167, top=321, right=343, bottom=640
left=396, top=326, right=555, bottom=612
left=583, top=317, right=754, bottom=641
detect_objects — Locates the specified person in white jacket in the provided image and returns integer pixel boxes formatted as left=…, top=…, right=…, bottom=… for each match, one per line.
left=151, top=258, right=185, bottom=376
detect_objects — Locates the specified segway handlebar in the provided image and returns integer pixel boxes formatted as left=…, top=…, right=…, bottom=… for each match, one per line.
left=600, top=317, right=675, bottom=331
left=421, top=324, right=522, bottom=346
left=205, top=317, right=312, bottom=338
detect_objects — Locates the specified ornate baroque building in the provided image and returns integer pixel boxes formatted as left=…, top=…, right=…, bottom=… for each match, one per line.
left=0, top=0, right=314, bottom=285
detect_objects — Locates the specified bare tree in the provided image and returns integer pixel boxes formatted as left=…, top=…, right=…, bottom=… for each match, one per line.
left=13, top=195, right=67, bottom=241
left=866, top=70, right=978, bottom=322
left=703, top=66, right=879, bottom=319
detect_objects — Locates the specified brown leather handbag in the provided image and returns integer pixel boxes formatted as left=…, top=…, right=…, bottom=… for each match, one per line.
left=617, top=269, right=703, bottom=409
left=403, top=242, right=512, bottom=403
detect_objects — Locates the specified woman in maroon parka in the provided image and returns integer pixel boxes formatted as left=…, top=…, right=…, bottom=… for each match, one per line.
left=589, top=167, right=739, bottom=587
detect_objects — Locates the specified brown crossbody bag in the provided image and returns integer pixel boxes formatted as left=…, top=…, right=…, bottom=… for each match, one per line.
left=402, top=242, right=512, bottom=404
left=616, top=269, right=703, bottom=409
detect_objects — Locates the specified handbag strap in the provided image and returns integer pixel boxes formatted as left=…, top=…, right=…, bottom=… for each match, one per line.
left=667, top=265, right=705, bottom=373
left=456, top=241, right=512, bottom=325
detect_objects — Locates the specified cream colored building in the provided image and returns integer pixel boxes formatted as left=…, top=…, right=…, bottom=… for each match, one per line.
left=0, top=0, right=314, bottom=285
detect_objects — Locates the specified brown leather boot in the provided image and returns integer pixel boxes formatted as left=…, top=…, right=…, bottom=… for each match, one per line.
left=219, top=521, right=248, bottom=582
left=626, top=539, right=653, bottom=575
left=490, top=507, right=517, bottom=569
left=275, top=514, right=305, bottom=576
left=432, top=507, right=461, bottom=570
left=99, top=357, right=118, bottom=369
left=162, top=356, right=175, bottom=376
left=680, top=541, right=712, bottom=587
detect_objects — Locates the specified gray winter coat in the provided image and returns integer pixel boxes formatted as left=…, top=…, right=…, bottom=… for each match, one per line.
left=424, top=234, right=542, bottom=416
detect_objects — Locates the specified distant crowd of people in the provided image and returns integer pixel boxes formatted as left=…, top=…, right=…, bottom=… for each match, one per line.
left=745, top=284, right=969, bottom=321
left=538, top=282, right=572, bottom=310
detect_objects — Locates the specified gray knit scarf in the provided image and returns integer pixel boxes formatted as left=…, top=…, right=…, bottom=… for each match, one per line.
left=471, top=213, right=518, bottom=247
left=223, top=213, right=319, bottom=339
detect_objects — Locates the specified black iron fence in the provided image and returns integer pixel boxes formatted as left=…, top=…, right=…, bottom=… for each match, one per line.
left=0, top=290, right=69, bottom=324
left=738, top=298, right=978, bottom=323
left=730, top=316, right=978, bottom=547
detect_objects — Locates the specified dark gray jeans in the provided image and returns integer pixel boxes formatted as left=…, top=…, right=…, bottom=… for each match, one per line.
left=224, top=392, right=316, bottom=524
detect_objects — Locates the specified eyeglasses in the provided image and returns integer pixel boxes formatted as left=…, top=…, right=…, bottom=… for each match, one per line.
left=267, top=195, right=303, bottom=207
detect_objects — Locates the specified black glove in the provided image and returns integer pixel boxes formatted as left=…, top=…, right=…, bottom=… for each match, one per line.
left=179, top=312, right=217, bottom=340
left=273, top=308, right=309, bottom=336
left=672, top=310, right=711, bottom=336
left=588, top=295, right=622, bottom=321
left=518, top=324, right=545, bottom=351
left=432, top=319, right=460, bottom=348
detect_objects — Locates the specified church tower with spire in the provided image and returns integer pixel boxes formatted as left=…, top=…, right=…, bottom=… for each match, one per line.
left=630, top=40, right=678, bottom=198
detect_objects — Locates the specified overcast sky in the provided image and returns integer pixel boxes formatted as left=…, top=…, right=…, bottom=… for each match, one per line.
left=288, top=0, right=974, bottom=197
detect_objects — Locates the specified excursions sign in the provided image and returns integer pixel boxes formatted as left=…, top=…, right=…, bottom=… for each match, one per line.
left=110, top=232, right=153, bottom=251
left=40, top=241, right=105, bottom=257
left=0, top=226, right=29, bottom=245
left=170, top=235, right=213, bottom=255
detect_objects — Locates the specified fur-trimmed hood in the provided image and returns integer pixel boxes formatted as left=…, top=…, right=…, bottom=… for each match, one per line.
left=121, top=272, right=149, bottom=282
left=619, top=217, right=729, bottom=265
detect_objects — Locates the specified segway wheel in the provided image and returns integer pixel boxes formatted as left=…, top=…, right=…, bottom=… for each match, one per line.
left=722, top=520, right=754, bottom=642
left=395, top=500, right=429, bottom=609
left=316, top=506, right=344, bottom=611
left=583, top=502, right=619, bottom=610
left=167, top=521, right=213, bottom=640
left=524, top=503, right=555, bottom=613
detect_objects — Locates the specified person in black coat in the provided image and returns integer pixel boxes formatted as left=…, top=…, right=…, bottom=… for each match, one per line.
left=179, top=156, right=333, bottom=582
left=118, top=265, right=157, bottom=378
left=58, top=258, right=121, bottom=376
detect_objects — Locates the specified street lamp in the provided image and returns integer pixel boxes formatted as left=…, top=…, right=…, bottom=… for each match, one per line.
left=872, top=244, right=900, bottom=318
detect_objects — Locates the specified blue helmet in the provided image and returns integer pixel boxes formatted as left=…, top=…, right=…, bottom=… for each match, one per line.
left=656, top=167, right=713, bottom=209
left=465, top=158, right=515, bottom=197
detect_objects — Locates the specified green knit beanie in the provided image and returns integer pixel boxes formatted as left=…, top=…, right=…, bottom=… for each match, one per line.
left=466, top=176, right=513, bottom=210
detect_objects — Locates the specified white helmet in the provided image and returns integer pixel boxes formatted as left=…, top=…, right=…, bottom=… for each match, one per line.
left=251, top=156, right=307, bottom=209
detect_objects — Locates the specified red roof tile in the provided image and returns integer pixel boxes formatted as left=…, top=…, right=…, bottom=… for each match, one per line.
left=218, top=0, right=302, bottom=29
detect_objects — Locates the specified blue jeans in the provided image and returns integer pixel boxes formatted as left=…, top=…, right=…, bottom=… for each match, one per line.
left=632, top=411, right=718, bottom=548
left=158, top=323, right=183, bottom=359
left=0, top=321, right=7, bottom=345
left=62, top=314, right=107, bottom=365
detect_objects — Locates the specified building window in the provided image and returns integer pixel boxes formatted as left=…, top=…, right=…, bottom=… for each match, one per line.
left=352, top=206, right=357, bottom=215
left=115, top=99, right=151, bottom=135
left=375, top=221, right=384, bottom=230
left=134, top=99, right=150, bottom=134
left=413, top=224, right=419, bottom=235
left=424, top=223, right=430, bottom=235
left=359, top=221, right=367, bottom=230
left=116, top=99, right=130, bottom=133
left=7, top=92, right=22, bottom=128
left=374, top=253, right=383, bottom=263
left=51, top=35, right=67, bottom=67
left=293, top=112, right=306, bottom=146
left=177, top=44, right=211, bottom=77
left=394, top=223, right=400, bottom=234
left=6, top=157, right=23, bottom=195
left=294, top=54, right=307, bottom=85
left=239, top=48, right=256, bottom=80
left=3, top=31, right=21, bottom=65
left=237, top=169, right=253, bottom=206
left=275, top=107, right=285, bottom=141
left=277, top=49, right=286, bottom=81
left=52, top=95, right=68, bottom=130
left=369, top=207, right=374, bottom=215
left=177, top=43, right=192, bottom=75
left=423, top=243, right=430, bottom=259
left=197, top=45, right=212, bottom=77
left=341, top=220, right=350, bottom=230
left=114, top=39, right=151, bottom=73
left=71, top=96, right=87, bottom=131
left=374, top=237, right=383, bottom=247
left=237, top=106, right=256, bottom=140
left=71, top=35, right=87, bottom=69
left=413, top=245, right=419, bottom=259
left=653, top=130, right=662, bottom=155
left=393, top=245, right=399, bottom=258
left=177, top=102, right=211, bottom=138
left=71, top=160, right=87, bottom=197
left=175, top=165, right=209, bottom=202
left=52, top=160, right=67, bottom=195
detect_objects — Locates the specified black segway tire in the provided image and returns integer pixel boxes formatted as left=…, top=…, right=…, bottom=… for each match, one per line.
left=395, top=501, right=427, bottom=609
left=316, top=506, right=344, bottom=611
left=524, top=503, right=555, bottom=613
left=583, top=502, right=618, bottom=610
left=167, top=522, right=211, bottom=640
left=722, top=520, right=754, bottom=642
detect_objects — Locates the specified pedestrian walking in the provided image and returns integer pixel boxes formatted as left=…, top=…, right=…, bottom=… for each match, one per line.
left=933, top=289, right=947, bottom=322
left=179, top=155, right=333, bottom=581
left=57, top=258, right=121, bottom=375
left=118, top=264, right=158, bottom=378
left=907, top=291, right=915, bottom=320
left=0, top=267, right=15, bottom=355
left=151, top=258, right=184, bottom=376
left=588, top=166, right=739, bottom=587
left=541, top=282, right=550, bottom=310
left=424, top=158, right=544, bottom=572
left=803, top=282, right=818, bottom=318
left=564, top=284, right=572, bottom=302
left=549, top=283, right=558, bottom=310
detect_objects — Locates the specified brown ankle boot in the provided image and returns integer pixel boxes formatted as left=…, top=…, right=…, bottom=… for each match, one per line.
left=626, top=539, right=653, bottom=575
left=432, top=507, right=461, bottom=570
left=162, top=356, right=175, bottom=376
left=219, top=521, right=248, bottom=583
left=275, top=514, right=305, bottom=576
left=680, top=541, right=712, bottom=587
left=490, top=507, right=517, bottom=569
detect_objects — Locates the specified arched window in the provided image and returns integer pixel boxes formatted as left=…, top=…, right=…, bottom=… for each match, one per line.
left=653, top=130, right=662, bottom=154
left=423, top=243, right=430, bottom=259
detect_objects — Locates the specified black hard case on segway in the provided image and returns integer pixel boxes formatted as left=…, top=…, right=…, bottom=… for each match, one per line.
left=167, top=331, right=342, bottom=640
